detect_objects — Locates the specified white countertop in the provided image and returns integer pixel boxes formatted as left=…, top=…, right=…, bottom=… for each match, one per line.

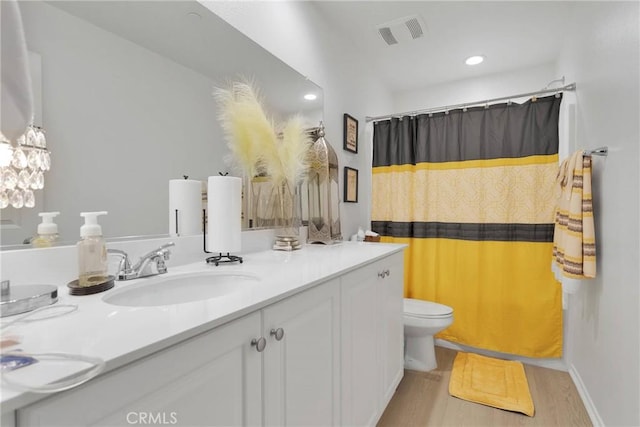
left=0, top=242, right=405, bottom=412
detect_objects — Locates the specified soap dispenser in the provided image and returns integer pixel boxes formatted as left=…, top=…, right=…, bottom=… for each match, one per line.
left=32, top=211, right=60, bottom=248
left=78, top=211, right=108, bottom=287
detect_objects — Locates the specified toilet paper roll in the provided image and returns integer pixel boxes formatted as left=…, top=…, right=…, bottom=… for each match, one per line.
left=169, top=179, right=202, bottom=236
left=207, top=176, right=241, bottom=253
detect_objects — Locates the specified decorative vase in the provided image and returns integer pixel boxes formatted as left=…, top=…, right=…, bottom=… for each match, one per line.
left=255, top=178, right=302, bottom=250
left=272, top=180, right=302, bottom=251
left=250, top=175, right=274, bottom=229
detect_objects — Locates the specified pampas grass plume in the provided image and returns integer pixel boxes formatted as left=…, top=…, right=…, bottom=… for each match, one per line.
left=215, top=81, right=311, bottom=188
left=278, top=115, right=311, bottom=185
left=214, top=81, right=278, bottom=178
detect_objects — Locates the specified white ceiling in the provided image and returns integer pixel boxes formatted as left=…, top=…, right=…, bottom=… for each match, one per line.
left=46, top=1, right=576, bottom=102
left=313, top=1, right=575, bottom=93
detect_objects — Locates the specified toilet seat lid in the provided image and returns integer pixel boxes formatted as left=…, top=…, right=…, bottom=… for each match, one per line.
left=404, top=298, right=453, bottom=318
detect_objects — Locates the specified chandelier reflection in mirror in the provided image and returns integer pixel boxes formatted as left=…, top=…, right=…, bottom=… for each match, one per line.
left=0, top=125, right=51, bottom=209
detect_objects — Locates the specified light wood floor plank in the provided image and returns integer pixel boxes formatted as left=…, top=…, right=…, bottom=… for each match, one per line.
left=378, top=346, right=592, bottom=427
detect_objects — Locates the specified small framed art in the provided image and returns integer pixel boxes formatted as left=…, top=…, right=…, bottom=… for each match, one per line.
left=344, top=167, right=358, bottom=203
left=343, top=113, right=358, bottom=153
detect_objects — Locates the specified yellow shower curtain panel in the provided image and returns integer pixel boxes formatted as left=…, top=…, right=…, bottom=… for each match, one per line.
left=371, top=95, right=564, bottom=358
left=381, top=236, right=562, bottom=357
left=373, top=157, right=563, bottom=358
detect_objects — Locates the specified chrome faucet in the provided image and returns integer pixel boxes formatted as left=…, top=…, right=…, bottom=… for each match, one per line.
left=107, top=249, right=132, bottom=280
left=108, top=242, right=175, bottom=281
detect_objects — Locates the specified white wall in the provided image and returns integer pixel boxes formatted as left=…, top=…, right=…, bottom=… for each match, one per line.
left=201, top=1, right=394, bottom=239
left=392, top=62, right=557, bottom=112
left=555, top=2, right=640, bottom=426
left=17, top=1, right=227, bottom=243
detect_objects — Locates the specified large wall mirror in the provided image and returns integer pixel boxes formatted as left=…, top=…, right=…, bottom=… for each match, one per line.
left=0, top=0, right=323, bottom=248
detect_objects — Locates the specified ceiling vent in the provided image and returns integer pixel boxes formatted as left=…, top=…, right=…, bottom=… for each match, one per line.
left=376, top=15, right=426, bottom=46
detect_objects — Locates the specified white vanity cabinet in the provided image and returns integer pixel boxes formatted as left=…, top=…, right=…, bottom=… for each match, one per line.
left=340, top=251, right=404, bottom=426
left=13, top=249, right=404, bottom=427
left=17, top=312, right=263, bottom=426
left=16, top=281, right=342, bottom=427
left=262, top=278, right=341, bottom=426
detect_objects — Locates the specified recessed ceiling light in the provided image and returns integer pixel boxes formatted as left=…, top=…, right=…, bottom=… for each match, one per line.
left=465, top=55, right=484, bottom=66
left=304, top=93, right=317, bottom=101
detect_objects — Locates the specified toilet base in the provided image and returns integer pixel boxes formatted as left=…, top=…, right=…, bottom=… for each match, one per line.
left=404, top=334, right=437, bottom=372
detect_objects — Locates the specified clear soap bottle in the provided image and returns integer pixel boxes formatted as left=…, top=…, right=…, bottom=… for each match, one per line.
left=77, top=211, right=108, bottom=287
left=32, top=211, right=60, bottom=248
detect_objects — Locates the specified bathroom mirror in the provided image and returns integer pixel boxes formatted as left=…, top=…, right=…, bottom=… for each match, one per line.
left=0, top=0, right=323, bottom=248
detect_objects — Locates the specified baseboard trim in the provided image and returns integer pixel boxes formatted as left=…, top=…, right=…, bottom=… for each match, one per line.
left=568, top=364, right=604, bottom=427
left=434, top=339, right=567, bottom=371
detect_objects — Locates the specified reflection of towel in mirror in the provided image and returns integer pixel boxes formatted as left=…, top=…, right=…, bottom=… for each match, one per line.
left=552, top=150, right=596, bottom=279
left=1, top=0, right=33, bottom=140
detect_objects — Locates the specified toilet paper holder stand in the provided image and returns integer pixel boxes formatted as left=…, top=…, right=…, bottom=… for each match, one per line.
left=189, top=208, right=243, bottom=267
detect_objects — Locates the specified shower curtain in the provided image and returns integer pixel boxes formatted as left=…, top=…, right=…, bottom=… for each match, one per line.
left=371, top=95, right=563, bottom=358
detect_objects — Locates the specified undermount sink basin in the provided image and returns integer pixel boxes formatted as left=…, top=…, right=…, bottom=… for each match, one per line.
left=102, top=271, right=259, bottom=307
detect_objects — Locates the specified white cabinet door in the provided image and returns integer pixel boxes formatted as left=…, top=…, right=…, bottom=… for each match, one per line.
left=341, top=262, right=381, bottom=427
left=379, top=252, right=404, bottom=409
left=1, top=411, right=15, bottom=427
left=18, top=312, right=262, bottom=427
left=341, top=253, right=405, bottom=427
left=262, top=279, right=341, bottom=427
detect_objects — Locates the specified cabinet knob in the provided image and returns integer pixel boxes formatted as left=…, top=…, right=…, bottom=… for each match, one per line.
left=378, top=269, right=391, bottom=278
left=378, top=271, right=386, bottom=278
left=385, top=269, right=390, bottom=277
left=270, top=328, right=285, bottom=341
left=251, top=337, right=266, bottom=352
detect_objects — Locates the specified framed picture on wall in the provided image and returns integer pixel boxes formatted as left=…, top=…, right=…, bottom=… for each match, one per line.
left=344, top=167, right=358, bottom=203
left=343, top=113, right=358, bottom=153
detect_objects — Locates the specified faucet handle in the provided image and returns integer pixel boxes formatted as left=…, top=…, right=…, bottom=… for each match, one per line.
left=107, top=249, right=133, bottom=280
left=159, top=242, right=175, bottom=251
left=157, top=242, right=173, bottom=261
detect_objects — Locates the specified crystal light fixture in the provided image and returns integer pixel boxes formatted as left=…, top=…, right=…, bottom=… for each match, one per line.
left=0, top=125, right=51, bottom=209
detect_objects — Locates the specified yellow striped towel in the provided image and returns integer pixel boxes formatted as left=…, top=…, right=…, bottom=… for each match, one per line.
left=552, top=150, right=596, bottom=278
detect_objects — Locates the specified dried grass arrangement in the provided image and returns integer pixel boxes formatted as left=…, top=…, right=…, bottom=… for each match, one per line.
left=213, top=81, right=311, bottom=187
left=214, top=81, right=312, bottom=248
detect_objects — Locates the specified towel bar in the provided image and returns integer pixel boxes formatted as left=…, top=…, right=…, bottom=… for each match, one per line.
left=583, top=147, right=608, bottom=156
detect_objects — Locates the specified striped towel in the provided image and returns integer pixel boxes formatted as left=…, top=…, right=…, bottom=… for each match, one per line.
left=552, top=150, right=596, bottom=278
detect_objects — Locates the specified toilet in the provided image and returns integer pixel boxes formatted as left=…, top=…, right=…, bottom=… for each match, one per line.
left=403, top=298, right=454, bottom=372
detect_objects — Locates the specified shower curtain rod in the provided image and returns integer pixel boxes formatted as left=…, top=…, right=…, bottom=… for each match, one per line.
left=365, top=82, right=576, bottom=123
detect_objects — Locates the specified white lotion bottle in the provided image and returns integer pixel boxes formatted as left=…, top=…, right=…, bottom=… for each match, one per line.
left=78, top=211, right=108, bottom=287
left=32, top=211, right=60, bottom=248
